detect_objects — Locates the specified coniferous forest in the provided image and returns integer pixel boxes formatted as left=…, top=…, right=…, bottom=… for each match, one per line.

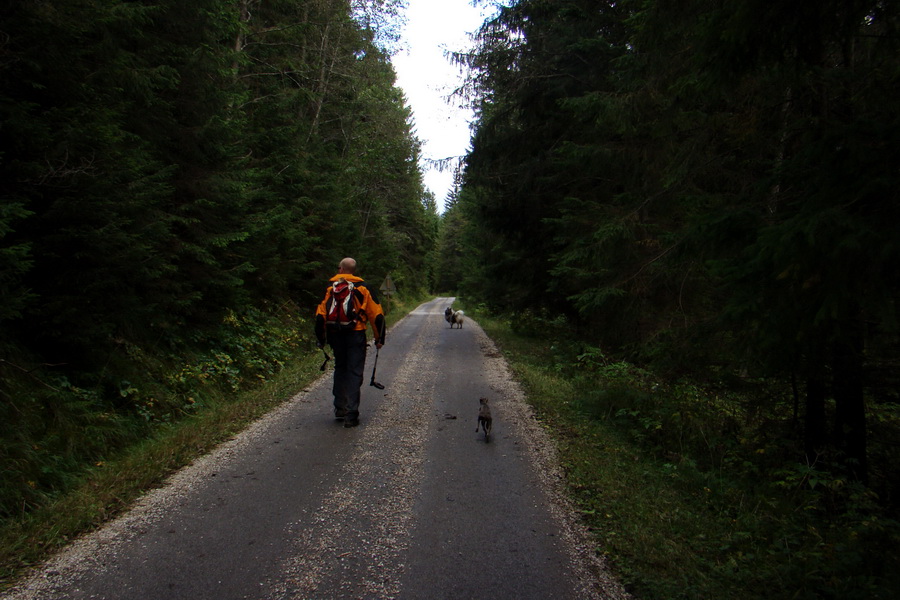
left=442, top=1, right=900, bottom=595
left=449, top=0, right=900, bottom=485
left=451, top=0, right=900, bottom=478
left=2, top=0, right=900, bottom=597
left=1, top=0, right=434, bottom=520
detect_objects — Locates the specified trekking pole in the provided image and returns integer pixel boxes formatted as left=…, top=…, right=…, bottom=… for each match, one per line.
left=369, top=347, right=385, bottom=389
left=319, top=348, right=331, bottom=371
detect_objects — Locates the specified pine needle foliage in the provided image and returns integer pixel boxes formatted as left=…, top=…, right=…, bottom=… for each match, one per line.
left=0, top=0, right=436, bottom=529
left=448, top=6, right=900, bottom=595
left=455, top=0, right=900, bottom=487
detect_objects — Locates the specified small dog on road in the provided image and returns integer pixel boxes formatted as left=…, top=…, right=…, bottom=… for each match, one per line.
left=444, top=306, right=465, bottom=329
left=477, top=397, right=492, bottom=442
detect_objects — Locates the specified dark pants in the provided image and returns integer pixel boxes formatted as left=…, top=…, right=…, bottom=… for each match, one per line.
left=326, top=329, right=368, bottom=420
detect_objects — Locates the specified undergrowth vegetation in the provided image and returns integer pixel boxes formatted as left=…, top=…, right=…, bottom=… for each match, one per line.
left=471, top=305, right=900, bottom=600
left=0, top=302, right=306, bottom=522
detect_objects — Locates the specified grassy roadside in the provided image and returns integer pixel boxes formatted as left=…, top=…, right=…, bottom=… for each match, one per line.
left=467, top=306, right=900, bottom=600
left=0, top=293, right=428, bottom=590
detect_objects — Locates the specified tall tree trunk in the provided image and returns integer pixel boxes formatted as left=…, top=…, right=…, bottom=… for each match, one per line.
left=804, top=346, right=828, bottom=465
left=832, top=316, right=868, bottom=482
left=307, top=17, right=347, bottom=143
left=232, top=0, right=254, bottom=72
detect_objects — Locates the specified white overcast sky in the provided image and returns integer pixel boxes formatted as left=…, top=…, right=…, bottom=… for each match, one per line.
left=391, top=0, right=495, bottom=212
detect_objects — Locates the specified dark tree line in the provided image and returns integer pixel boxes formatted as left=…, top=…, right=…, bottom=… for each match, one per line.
left=454, top=0, right=900, bottom=484
left=0, top=0, right=435, bottom=517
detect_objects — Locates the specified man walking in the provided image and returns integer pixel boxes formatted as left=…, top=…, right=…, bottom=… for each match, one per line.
left=314, top=258, right=386, bottom=427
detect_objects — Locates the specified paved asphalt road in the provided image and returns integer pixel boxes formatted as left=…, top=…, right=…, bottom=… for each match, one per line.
left=3, top=298, right=625, bottom=600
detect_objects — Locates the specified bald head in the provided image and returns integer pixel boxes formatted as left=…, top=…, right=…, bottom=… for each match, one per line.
left=338, top=257, right=357, bottom=274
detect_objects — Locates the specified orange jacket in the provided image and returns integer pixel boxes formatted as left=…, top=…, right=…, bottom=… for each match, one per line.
left=314, top=274, right=386, bottom=346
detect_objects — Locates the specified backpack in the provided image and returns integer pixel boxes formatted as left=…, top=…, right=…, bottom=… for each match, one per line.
left=326, top=279, right=362, bottom=330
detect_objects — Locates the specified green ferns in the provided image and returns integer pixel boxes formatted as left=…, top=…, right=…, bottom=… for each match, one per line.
left=0, top=304, right=307, bottom=521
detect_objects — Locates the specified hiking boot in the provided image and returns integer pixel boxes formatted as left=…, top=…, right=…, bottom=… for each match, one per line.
left=343, top=418, right=359, bottom=428
left=334, top=409, right=347, bottom=421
